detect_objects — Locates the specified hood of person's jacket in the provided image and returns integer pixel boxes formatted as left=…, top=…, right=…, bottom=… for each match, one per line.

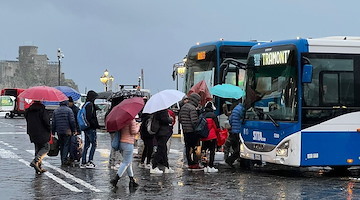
left=27, top=102, right=45, bottom=111
left=59, top=100, right=68, bottom=106
left=189, top=93, right=200, bottom=107
left=86, top=90, right=98, bottom=102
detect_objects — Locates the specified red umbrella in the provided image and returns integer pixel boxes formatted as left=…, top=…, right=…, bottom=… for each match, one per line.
left=187, top=80, right=212, bottom=106
left=105, top=97, right=144, bottom=132
left=18, top=86, right=68, bottom=102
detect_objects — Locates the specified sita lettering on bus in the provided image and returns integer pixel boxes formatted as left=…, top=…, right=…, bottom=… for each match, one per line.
left=261, top=50, right=290, bottom=66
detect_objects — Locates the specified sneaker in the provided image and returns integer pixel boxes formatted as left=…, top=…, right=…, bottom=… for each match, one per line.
left=150, top=167, right=163, bottom=174
left=80, top=163, right=87, bottom=169
left=208, top=167, right=218, bottom=173
left=145, top=164, right=152, bottom=169
left=164, top=167, right=175, bottom=173
left=86, top=161, right=96, bottom=169
left=203, top=166, right=209, bottom=173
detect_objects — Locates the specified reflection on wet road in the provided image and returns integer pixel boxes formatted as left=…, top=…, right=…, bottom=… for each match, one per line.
left=0, top=115, right=360, bottom=199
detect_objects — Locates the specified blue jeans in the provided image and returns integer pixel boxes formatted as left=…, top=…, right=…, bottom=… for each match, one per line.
left=82, top=129, right=97, bottom=164
left=116, top=142, right=134, bottom=177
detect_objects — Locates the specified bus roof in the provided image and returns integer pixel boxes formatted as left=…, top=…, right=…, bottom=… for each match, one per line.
left=189, top=40, right=261, bottom=50
left=250, top=36, right=360, bottom=54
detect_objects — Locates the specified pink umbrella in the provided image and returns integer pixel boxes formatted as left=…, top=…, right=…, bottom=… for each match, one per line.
left=188, top=80, right=212, bottom=106
left=18, top=86, right=68, bottom=102
left=105, top=97, right=144, bottom=132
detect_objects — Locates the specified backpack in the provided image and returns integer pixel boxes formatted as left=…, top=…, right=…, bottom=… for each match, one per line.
left=146, top=114, right=160, bottom=135
left=77, top=102, right=90, bottom=131
left=195, top=114, right=209, bottom=138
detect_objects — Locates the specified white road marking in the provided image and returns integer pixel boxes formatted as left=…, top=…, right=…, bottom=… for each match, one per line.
left=42, top=161, right=102, bottom=192
left=0, top=142, right=99, bottom=193
left=18, top=159, right=83, bottom=192
left=25, top=150, right=101, bottom=192
left=0, top=148, right=19, bottom=159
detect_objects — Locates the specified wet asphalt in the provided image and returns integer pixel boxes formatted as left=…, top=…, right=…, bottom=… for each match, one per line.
left=0, top=114, right=360, bottom=200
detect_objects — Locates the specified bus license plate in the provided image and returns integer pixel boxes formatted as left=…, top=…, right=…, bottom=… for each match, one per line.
left=254, top=154, right=262, bottom=161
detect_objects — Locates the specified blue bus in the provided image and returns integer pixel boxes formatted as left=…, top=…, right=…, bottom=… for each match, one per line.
left=183, top=40, right=260, bottom=117
left=241, top=36, right=360, bottom=169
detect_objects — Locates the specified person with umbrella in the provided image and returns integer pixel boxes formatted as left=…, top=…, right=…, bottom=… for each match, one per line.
left=80, top=90, right=100, bottom=169
left=179, top=93, right=203, bottom=170
left=106, top=97, right=123, bottom=170
left=226, top=99, right=245, bottom=167
left=52, top=99, right=76, bottom=166
left=25, top=100, right=51, bottom=174
left=107, top=97, right=144, bottom=188
left=149, top=109, right=174, bottom=174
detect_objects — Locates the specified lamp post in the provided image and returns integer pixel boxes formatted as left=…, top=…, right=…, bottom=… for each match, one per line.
left=172, top=59, right=186, bottom=135
left=100, top=69, right=114, bottom=92
left=57, top=48, right=64, bottom=86
left=172, top=61, right=186, bottom=90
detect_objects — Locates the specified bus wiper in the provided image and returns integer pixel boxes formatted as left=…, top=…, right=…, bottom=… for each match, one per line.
left=265, top=113, right=279, bottom=127
left=255, top=108, right=279, bottom=127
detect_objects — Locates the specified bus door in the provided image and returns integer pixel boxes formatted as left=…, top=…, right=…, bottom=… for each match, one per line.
left=218, top=59, right=246, bottom=126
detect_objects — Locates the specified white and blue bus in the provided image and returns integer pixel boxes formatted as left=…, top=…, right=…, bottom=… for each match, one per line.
left=241, top=36, right=360, bottom=169
left=183, top=40, right=260, bottom=117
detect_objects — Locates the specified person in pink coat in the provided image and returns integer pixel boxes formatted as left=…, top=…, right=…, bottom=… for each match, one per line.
left=110, top=119, right=140, bottom=188
left=200, top=101, right=220, bottom=173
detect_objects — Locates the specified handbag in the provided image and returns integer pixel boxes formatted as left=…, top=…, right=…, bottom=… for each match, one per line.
left=217, top=128, right=228, bottom=146
left=47, top=135, right=59, bottom=156
left=111, top=131, right=121, bottom=150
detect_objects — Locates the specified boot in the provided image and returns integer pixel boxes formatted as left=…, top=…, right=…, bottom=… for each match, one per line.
left=110, top=174, right=120, bottom=187
left=129, top=177, right=139, bottom=188
left=38, top=162, right=47, bottom=173
left=30, top=160, right=41, bottom=174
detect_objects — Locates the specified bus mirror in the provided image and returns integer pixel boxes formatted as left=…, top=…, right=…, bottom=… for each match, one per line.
left=302, top=64, right=313, bottom=83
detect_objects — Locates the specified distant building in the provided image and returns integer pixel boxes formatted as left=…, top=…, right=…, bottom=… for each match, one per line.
left=0, top=46, right=78, bottom=90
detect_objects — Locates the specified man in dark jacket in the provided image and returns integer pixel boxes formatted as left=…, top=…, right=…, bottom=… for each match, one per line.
left=52, top=100, right=76, bottom=166
left=80, top=90, right=100, bottom=169
left=25, top=101, right=51, bottom=174
left=179, top=93, right=202, bottom=170
left=226, top=101, right=245, bottom=167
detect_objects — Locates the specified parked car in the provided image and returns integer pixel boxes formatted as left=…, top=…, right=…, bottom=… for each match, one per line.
left=96, top=101, right=111, bottom=128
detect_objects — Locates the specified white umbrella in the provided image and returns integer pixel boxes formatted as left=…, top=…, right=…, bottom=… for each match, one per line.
left=143, top=89, right=185, bottom=114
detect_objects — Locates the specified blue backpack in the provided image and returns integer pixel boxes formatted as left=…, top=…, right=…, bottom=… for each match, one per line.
left=195, top=114, right=209, bottom=138
left=77, top=102, right=90, bottom=131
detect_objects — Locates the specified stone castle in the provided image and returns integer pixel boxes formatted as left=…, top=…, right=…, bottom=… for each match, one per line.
left=0, top=46, right=77, bottom=90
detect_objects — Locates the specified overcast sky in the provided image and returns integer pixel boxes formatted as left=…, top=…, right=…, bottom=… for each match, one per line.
left=1, top=1, right=359, bottom=94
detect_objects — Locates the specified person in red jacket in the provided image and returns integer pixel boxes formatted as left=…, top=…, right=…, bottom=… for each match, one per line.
left=200, top=101, right=220, bottom=173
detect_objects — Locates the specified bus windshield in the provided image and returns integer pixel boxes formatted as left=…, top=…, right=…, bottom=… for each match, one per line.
left=184, top=45, right=216, bottom=93
left=184, top=44, right=251, bottom=93
left=245, top=46, right=298, bottom=121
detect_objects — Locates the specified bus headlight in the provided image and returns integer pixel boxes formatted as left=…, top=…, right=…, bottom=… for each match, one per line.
left=276, top=140, right=289, bottom=157
left=240, top=143, right=244, bottom=153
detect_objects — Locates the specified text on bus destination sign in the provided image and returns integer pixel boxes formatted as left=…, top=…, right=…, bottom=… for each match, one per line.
left=257, top=50, right=290, bottom=66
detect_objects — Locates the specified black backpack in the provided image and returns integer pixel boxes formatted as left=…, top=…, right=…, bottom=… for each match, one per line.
left=195, top=114, right=209, bottom=138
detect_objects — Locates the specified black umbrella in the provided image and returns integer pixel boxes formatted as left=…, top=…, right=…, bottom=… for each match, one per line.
left=108, top=90, right=144, bottom=101
left=97, top=91, right=113, bottom=99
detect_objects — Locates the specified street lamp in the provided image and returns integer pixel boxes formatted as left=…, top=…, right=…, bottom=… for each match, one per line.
left=172, top=59, right=186, bottom=135
left=57, top=48, right=64, bottom=86
left=172, top=61, right=186, bottom=90
left=100, top=69, right=114, bottom=91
